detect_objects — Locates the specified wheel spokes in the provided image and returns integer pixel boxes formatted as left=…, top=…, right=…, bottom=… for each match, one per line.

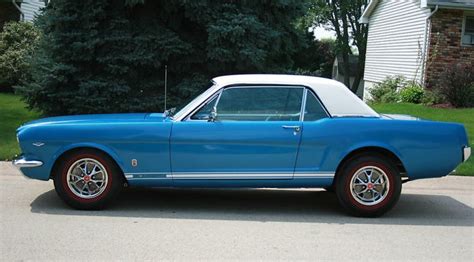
left=66, top=158, right=108, bottom=199
left=350, top=166, right=390, bottom=206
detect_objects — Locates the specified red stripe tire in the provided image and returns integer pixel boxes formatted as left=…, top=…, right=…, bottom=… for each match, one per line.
left=335, top=153, right=402, bottom=217
left=53, top=149, right=123, bottom=210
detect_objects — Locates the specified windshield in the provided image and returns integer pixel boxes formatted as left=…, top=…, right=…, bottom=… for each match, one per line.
left=171, top=82, right=217, bottom=120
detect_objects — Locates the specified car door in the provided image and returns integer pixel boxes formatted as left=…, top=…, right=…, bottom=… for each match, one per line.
left=170, top=85, right=305, bottom=180
left=293, top=90, right=333, bottom=178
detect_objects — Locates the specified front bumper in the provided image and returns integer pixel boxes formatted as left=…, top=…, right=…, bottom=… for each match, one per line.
left=12, top=156, right=43, bottom=168
left=463, top=147, right=471, bottom=162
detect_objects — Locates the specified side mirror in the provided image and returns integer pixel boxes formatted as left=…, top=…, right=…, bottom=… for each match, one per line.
left=164, top=107, right=176, bottom=117
left=208, top=107, right=217, bottom=122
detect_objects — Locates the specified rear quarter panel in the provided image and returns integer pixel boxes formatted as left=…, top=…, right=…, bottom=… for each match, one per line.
left=297, top=118, right=467, bottom=180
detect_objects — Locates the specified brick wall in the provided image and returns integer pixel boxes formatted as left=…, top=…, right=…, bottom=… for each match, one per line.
left=425, top=9, right=474, bottom=89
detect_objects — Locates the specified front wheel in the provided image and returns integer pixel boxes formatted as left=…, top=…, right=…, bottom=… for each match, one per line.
left=335, top=154, right=402, bottom=217
left=53, top=149, right=123, bottom=210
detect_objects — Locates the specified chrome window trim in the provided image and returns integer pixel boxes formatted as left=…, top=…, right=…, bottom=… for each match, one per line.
left=172, top=81, right=220, bottom=121
left=183, top=85, right=306, bottom=122
left=299, top=88, right=308, bottom=122
left=186, top=91, right=222, bottom=122
left=303, top=89, right=331, bottom=121
left=208, top=75, right=380, bottom=118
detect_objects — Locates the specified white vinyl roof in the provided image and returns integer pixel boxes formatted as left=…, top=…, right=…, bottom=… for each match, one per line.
left=173, top=74, right=379, bottom=121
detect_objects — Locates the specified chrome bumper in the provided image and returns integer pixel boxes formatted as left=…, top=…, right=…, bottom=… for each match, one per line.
left=12, top=156, right=43, bottom=168
left=463, top=147, right=471, bottom=162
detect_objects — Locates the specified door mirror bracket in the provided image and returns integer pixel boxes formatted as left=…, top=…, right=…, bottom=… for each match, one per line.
left=208, top=107, right=217, bottom=122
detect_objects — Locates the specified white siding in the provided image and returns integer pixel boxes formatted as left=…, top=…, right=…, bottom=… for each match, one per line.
left=363, top=0, right=430, bottom=84
left=20, top=0, right=45, bottom=22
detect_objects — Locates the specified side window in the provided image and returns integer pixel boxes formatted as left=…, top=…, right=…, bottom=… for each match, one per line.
left=190, top=95, right=218, bottom=120
left=216, top=86, right=303, bottom=121
left=304, top=91, right=328, bottom=121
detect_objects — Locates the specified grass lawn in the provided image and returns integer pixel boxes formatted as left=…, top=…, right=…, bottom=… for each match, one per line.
left=371, top=103, right=473, bottom=176
left=0, top=94, right=472, bottom=175
left=0, top=93, right=41, bottom=160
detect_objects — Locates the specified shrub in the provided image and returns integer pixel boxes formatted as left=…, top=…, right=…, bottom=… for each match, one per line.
left=400, top=83, right=424, bottom=104
left=369, top=76, right=405, bottom=103
left=379, top=90, right=399, bottom=103
left=421, top=89, right=445, bottom=105
left=0, top=21, right=40, bottom=92
left=438, top=63, right=474, bottom=108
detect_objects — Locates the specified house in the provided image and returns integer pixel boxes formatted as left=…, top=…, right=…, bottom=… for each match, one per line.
left=360, top=0, right=474, bottom=99
left=18, top=0, right=45, bottom=22
left=331, top=54, right=365, bottom=98
left=0, top=0, right=45, bottom=28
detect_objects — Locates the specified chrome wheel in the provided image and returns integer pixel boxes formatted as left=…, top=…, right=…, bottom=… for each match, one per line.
left=66, top=158, right=108, bottom=199
left=350, top=166, right=390, bottom=206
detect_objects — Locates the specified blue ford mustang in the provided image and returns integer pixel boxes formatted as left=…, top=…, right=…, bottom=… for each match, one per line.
left=13, top=75, right=471, bottom=217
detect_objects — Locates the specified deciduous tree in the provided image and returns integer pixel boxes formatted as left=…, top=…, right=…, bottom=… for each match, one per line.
left=303, top=0, right=368, bottom=93
left=0, top=21, right=40, bottom=91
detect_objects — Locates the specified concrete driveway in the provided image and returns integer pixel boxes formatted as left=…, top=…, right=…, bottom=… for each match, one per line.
left=0, top=162, right=472, bottom=261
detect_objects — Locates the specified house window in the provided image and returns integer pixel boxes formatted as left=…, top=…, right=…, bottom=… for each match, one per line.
left=462, top=15, right=474, bottom=45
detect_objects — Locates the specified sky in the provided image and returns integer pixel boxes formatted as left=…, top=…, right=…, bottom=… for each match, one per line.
left=313, top=26, right=336, bottom=40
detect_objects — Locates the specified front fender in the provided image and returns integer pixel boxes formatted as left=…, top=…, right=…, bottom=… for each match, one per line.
left=18, top=142, right=125, bottom=181
left=51, top=142, right=126, bottom=174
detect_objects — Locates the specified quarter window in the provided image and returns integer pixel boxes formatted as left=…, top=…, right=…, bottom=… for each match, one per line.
left=190, top=95, right=218, bottom=120
left=304, top=91, right=328, bottom=121
left=215, top=86, right=304, bottom=121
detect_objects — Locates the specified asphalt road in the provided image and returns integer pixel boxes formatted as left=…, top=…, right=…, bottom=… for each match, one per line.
left=0, top=162, right=473, bottom=261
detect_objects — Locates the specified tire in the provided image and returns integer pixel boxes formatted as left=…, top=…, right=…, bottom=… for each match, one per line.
left=53, top=149, right=123, bottom=210
left=335, top=154, right=402, bottom=217
left=324, top=185, right=335, bottom=193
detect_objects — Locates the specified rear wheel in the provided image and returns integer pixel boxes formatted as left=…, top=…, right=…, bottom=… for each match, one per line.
left=53, top=149, right=123, bottom=210
left=335, top=154, right=401, bottom=217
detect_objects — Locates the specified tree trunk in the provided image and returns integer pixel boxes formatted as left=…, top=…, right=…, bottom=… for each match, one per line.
left=351, top=47, right=365, bottom=94
left=340, top=5, right=352, bottom=89
left=341, top=52, right=351, bottom=88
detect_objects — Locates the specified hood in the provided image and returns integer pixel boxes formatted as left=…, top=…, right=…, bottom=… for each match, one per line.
left=17, top=113, right=150, bottom=132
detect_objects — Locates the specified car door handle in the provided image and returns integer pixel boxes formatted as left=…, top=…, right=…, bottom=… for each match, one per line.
left=282, top=125, right=301, bottom=132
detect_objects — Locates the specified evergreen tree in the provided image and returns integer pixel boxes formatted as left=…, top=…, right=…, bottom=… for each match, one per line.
left=19, top=0, right=310, bottom=115
left=292, top=32, right=336, bottom=78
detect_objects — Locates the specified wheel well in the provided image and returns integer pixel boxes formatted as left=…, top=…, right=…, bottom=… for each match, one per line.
left=50, top=147, right=125, bottom=180
left=335, top=147, right=407, bottom=181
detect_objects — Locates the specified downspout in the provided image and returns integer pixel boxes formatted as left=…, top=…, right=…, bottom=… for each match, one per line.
left=11, top=0, right=25, bottom=22
left=421, top=5, right=439, bottom=85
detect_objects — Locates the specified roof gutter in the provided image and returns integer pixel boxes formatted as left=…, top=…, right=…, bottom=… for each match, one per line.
left=427, top=4, right=439, bottom=19
left=428, top=3, right=474, bottom=11
left=359, top=0, right=379, bottom=24
left=421, top=5, right=439, bottom=85
left=11, top=0, right=24, bottom=22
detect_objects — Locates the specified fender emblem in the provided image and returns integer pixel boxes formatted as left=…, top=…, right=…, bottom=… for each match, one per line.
left=32, top=142, right=45, bottom=147
left=131, top=159, right=138, bottom=167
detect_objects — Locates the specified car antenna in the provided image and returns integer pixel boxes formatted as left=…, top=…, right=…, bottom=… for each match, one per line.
left=164, top=65, right=168, bottom=111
